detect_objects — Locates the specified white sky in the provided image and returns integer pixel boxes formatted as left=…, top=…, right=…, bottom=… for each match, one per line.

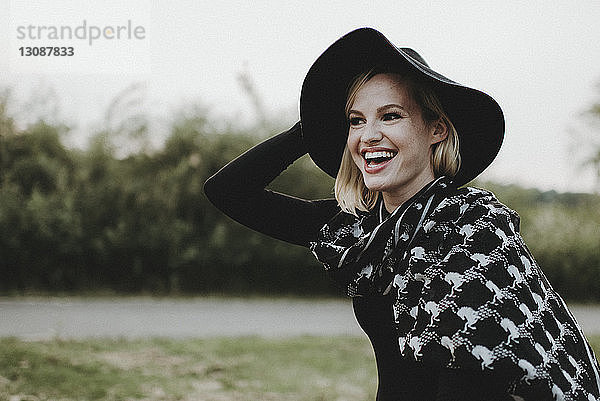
left=1, top=0, right=600, bottom=193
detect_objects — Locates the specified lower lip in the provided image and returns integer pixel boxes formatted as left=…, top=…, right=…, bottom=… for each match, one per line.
left=363, top=158, right=394, bottom=174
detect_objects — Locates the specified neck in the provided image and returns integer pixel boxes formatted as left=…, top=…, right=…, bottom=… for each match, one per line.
left=381, top=174, right=436, bottom=213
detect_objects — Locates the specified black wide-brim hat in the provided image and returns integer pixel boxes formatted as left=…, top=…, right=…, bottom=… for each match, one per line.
left=300, top=27, right=504, bottom=187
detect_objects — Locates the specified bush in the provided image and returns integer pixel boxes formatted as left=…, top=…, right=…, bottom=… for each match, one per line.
left=0, top=91, right=598, bottom=300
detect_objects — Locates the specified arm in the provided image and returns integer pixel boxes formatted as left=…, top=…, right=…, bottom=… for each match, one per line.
left=203, top=122, right=340, bottom=247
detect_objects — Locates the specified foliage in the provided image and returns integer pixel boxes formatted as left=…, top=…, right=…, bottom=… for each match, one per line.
left=475, top=181, right=600, bottom=301
left=0, top=89, right=599, bottom=300
left=0, top=90, right=335, bottom=296
left=582, top=83, right=600, bottom=181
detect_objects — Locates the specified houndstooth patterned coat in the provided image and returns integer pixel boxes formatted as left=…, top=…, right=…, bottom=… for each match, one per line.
left=310, top=177, right=600, bottom=400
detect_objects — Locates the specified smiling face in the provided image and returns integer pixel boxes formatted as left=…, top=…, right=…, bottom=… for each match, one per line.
left=346, top=73, right=447, bottom=211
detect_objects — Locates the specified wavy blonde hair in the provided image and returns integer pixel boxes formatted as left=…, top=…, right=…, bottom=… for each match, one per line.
left=335, top=67, right=461, bottom=215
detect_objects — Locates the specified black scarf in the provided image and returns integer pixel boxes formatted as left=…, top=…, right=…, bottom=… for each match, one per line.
left=310, top=177, right=600, bottom=401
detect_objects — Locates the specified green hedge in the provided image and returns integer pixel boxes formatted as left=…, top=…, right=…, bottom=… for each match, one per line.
left=1, top=99, right=599, bottom=300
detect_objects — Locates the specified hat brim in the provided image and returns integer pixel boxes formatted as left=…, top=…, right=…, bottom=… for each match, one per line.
left=300, top=27, right=504, bottom=187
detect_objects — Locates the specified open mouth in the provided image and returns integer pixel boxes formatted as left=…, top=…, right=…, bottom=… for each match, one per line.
left=362, top=150, right=397, bottom=166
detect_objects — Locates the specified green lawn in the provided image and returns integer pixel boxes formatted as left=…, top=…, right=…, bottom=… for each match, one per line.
left=0, top=336, right=377, bottom=401
left=1, top=335, right=599, bottom=401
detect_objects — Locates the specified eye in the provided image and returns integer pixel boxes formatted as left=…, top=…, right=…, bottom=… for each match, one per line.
left=348, top=116, right=364, bottom=126
left=382, top=112, right=402, bottom=121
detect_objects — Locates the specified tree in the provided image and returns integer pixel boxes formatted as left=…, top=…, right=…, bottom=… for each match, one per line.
left=580, top=82, right=600, bottom=186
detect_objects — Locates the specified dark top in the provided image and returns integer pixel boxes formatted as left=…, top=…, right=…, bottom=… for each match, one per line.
left=204, top=123, right=513, bottom=401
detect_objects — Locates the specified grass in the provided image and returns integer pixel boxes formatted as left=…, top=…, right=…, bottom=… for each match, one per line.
left=1, top=335, right=599, bottom=401
left=0, top=336, right=377, bottom=401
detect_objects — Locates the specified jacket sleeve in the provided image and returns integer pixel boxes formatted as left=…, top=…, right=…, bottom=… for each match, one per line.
left=203, top=122, right=340, bottom=247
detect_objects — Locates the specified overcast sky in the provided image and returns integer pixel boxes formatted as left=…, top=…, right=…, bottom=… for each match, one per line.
left=2, top=0, right=600, bottom=193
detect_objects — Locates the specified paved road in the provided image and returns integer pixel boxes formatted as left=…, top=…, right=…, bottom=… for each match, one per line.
left=1, top=297, right=599, bottom=340
left=0, top=297, right=363, bottom=340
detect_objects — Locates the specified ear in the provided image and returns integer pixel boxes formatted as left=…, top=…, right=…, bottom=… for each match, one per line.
left=430, top=119, right=448, bottom=145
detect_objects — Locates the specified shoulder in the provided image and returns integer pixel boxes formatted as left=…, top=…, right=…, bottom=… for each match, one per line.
left=425, top=185, right=521, bottom=235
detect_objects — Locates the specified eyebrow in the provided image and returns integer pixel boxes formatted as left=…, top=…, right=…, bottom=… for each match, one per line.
left=348, top=103, right=406, bottom=116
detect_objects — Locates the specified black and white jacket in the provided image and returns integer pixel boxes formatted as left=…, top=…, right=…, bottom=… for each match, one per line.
left=310, top=177, right=600, bottom=401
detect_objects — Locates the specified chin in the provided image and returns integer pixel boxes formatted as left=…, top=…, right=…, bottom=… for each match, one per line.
left=362, top=177, right=392, bottom=193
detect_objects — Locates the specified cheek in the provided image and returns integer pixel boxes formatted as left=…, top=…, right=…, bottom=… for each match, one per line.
left=404, top=126, right=433, bottom=158
left=346, top=133, right=360, bottom=157
left=346, top=129, right=356, bottom=148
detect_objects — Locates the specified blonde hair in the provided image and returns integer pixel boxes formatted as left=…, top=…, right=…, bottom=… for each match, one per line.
left=335, top=67, right=461, bottom=215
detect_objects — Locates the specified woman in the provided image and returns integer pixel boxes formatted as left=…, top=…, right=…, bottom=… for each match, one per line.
left=204, top=28, right=600, bottom=400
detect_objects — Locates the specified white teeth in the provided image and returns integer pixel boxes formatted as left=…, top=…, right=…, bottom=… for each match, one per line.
left=363, top=151, right=395, bottom=160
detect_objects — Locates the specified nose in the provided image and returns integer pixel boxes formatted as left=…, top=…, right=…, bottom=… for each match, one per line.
left=361, top=121, right=383, bottom=144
